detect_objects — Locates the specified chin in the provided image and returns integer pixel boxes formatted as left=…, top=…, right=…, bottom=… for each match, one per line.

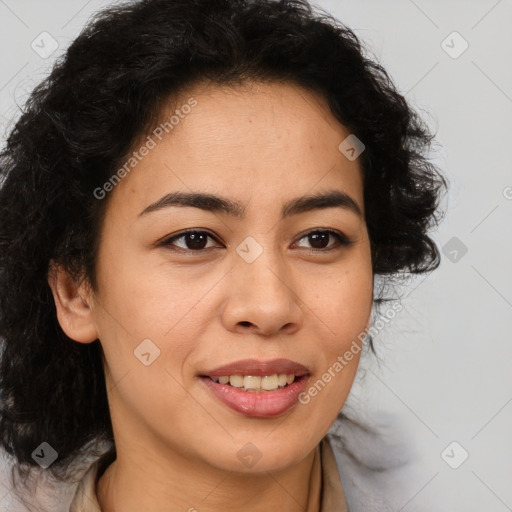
left=205, top=438, right=312, bottom=474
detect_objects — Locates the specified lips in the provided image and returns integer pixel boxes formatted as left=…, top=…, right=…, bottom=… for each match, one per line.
left=198, top=358, right=312, bottom=417
left=199, top=358, right=311, bottom=378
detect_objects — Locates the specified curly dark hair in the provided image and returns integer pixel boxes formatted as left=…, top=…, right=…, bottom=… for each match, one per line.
left=0, top=0, right=446, bottom=491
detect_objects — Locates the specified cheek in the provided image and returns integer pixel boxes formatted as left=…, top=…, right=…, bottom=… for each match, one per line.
left=308, top=258, right=373, bottom=344
left=95, top=258, right=203, bottom=420
left=94, top=251, right=223, bottom=405
left=96, top=242, right=204, bottom=335
left=300, top=261, right=372, bottom=423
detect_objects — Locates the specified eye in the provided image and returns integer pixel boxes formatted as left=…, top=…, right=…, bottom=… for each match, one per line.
left=159, top=228, right=354, bottom=254
left=160, top=230, right=220, bottom=252
left=293, top=229, right=354, bottom=253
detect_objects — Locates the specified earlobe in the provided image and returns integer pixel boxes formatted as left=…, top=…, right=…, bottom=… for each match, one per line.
left=47, top=260, right=99, bottom=344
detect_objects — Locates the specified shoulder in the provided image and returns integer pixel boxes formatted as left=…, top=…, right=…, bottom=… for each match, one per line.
left=69, top=447, right=115, bottom=512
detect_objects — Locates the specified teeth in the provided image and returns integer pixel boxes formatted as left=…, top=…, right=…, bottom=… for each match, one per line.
left=278, top=374, right=288, bottom=387
left=209, top=373, right=298, bottom=391
left=244, top=376, right=261, bottom=390
left=261, top=375, right=278, bottom=390
left=229, top=375, right=244, bottom=388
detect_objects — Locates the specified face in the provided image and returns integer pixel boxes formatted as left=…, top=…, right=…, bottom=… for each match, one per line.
left=59, top=80, right=373, bottom=474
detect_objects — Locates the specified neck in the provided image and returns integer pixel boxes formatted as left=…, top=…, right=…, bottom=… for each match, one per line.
left=96, top=440, right=321, bottom=512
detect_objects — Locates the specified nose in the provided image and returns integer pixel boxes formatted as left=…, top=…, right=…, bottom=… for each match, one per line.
left=220, top=246, right=303, bottom=337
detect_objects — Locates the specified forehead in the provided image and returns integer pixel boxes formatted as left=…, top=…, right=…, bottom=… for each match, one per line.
left=104, top=80, right=364, bottom=220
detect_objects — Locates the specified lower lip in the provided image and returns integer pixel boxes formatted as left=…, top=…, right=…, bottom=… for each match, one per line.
left=199, top=375, right=310, bottom=418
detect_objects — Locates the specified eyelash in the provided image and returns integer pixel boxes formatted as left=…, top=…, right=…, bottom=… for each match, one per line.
left=159, top=229, right=354, bottom=255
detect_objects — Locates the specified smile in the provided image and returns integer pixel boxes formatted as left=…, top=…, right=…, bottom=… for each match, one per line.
left=207, top=373, right=298, bottom=392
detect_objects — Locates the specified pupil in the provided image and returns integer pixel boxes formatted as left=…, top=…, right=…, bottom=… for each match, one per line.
left=187, top=233, right=207, bottom=250
left=309, top=232, right=329, bottom=249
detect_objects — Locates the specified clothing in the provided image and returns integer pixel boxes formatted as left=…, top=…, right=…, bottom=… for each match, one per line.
left=69, top=435, right=348, bottom=511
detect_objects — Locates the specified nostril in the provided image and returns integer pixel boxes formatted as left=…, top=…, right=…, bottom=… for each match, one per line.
left=239, top=321, right=251, bottom=327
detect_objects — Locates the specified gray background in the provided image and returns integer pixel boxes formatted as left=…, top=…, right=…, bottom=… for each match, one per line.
left=0, top=1, right=511, bottom=511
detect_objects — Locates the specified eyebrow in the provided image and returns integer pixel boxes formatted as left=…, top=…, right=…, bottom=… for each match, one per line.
left=138, top=189, right=362, bottom=219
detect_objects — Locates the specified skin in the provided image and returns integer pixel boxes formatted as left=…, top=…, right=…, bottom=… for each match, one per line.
left=48, top=80, right=373, bottom=512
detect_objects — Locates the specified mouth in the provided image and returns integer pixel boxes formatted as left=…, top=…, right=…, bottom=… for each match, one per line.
left=199, top=373, right=307, bottom=392
left=197, top=358, right=311, bottom=417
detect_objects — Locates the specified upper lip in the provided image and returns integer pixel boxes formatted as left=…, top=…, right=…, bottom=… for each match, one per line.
left=200, top=358, right=310, bottom=377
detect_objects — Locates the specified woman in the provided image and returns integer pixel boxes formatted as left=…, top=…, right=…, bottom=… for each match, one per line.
left=0, top=0, right=447, bottom=510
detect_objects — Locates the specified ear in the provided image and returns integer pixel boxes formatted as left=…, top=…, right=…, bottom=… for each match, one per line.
left=47, top=260, right=99, bottom=344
